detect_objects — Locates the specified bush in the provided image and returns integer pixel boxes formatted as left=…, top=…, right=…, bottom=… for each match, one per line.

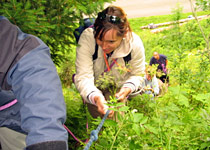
left=0, top=0, right=113, bottom=66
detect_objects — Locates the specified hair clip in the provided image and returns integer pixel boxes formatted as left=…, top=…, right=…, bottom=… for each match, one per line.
left=98, top=12, right=124, bottom=24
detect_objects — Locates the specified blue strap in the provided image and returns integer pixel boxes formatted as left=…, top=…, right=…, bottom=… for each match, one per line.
left=83, top=110, right=110, bottom=150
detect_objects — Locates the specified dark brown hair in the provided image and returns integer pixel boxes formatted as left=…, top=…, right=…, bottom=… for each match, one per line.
left=94, top=6, right=132, bottom=40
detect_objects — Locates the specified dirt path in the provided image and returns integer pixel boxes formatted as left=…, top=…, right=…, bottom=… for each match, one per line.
left=105, top=0, right=196, bottom=18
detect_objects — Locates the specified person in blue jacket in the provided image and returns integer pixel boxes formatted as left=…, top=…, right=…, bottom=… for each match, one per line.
left=149, top=51, right=169, bottom=83
left=0, top=16, right=68, bottom=150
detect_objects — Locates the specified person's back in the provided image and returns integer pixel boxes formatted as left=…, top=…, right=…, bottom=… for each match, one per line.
left=149, top=51, right=169, bottom=83
left=0, top=16, right=68, bottom=150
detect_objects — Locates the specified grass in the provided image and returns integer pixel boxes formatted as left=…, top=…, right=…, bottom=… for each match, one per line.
left=129, top=11, right=209, bottom=34
left=63, top=9, right=210, bottom=149
left=127, top=10, right=210, bottom=62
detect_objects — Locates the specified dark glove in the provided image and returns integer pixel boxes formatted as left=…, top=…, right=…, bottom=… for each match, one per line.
left=26, top=141, right=67, bottom=150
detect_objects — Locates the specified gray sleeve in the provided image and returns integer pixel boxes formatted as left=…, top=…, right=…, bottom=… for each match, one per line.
left=7, top=38, right=68, bottom=149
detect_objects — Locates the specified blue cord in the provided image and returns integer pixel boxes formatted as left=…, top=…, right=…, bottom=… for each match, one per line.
left=83, top=110, right=110, bottom=150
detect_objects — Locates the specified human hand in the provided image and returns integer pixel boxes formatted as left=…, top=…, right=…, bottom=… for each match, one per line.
left=148, top=88, right=154, bottom=92
left=115, top=87, right=131, bottom=102
left=144, top=86, right=154, bottom=92
left=94, top=95, right=114, bottom=117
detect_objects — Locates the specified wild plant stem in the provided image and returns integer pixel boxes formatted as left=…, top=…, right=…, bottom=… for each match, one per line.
left=168, top=131, right=172, bottom=150
left=155, top=100, right=163, bottom=146
left=110, top=116, right=126, bottom=150
left=189, top=0, right=210, bottom=61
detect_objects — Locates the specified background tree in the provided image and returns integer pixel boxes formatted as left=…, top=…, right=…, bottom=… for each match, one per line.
left=195, top=0, right=210, bottom=11
left=0, top=0, right=113, bottom=66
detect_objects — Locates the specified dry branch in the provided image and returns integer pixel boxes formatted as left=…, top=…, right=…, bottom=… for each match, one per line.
left=141, top=15, right=210, bottom=29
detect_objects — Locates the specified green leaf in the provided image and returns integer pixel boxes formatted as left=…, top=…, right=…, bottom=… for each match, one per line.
left=115, top=102, right=125, bottom=107
left=193, top=93, right=210, bottom=104
left=178, top=94, right=189, bottom=107
left=119, top=106, right=129, bottom=112
left=168, top=103, right=181, bottom=112
left=200, top=142, right=210, bottom=149
left=169, top=86, right=180, bottom=95
left=104, top=119, right=117, bottom=127
left=133, top=113, right=143, bottom=123
left=25, top=1, right=31, bottom=9
left=145, top=124, right=158, bottom=134
left=140, top=116, right=148, bottom=124
left=132, top=123, right=140, bottom=136
left=108, top=108, right=118, bottom=111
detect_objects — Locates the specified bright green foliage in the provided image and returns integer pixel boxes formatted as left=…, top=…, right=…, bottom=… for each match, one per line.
left=196, top=0, right=210, bottom=11
left=63, top=86, right=97, bottom=148
left=66, top=8, right=210, bottom=149
left=88, top=91, right=210, bottom=149
left=95, top=63, right=132, bottom=97
left=4, top=1, right=210, bottom=149
left=96, top=71, right=117, bottom=96
left=0, top=0, right=113, bottom=66
left=58, top=46, right=76, bottom=88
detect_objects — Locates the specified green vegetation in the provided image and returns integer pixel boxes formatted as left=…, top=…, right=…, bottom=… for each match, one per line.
left=1, top=0, right=210, bottom=149
left=129, top=10, right=210, bottom=61
left=0, top=0, right=113, bottom=65
left=63, top=4, right=210, bottom=149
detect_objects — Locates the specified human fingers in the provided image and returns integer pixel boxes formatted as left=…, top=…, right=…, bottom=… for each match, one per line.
left=94, top=96, right=108, bottom=115
left=108, top=108, right=114, bottom=118
left=115, top=87, right=131, bottom=102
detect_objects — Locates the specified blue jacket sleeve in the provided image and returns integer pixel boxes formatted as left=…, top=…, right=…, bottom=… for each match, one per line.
left=7, top=37, right=68, bottom=149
